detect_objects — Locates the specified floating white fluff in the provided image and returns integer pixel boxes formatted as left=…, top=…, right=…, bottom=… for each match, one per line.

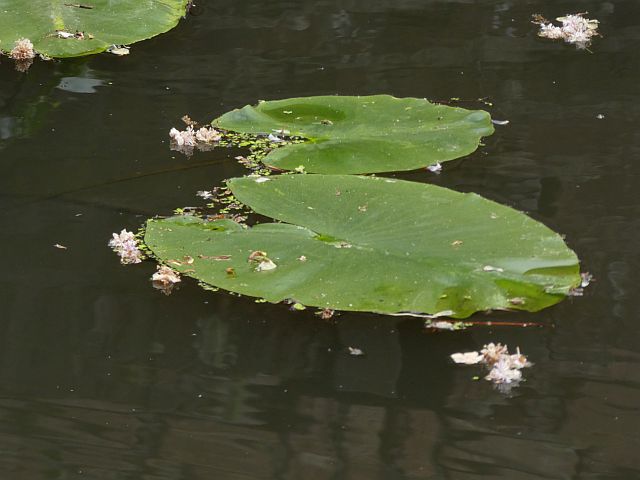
left=451, top=343, right=532, bottom=389
left=533, top=13, right=599, bottom=49
left=108, top=229, right=143, bottom=265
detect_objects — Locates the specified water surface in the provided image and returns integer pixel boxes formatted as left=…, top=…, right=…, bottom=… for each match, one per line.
left=1, top=1, right=639, bottom=478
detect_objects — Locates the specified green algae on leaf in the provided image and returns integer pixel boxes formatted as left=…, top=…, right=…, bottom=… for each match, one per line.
left=212, top=95, right=494, bottom=174
left=0, top=0, right=189, bottom=59
left=144, top=175, right=581, bottom=318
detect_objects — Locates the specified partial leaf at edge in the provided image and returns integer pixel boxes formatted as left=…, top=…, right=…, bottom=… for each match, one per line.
left=0, top=0, right=189, bottom=58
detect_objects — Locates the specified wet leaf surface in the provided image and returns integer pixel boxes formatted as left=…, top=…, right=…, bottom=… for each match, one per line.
left=213, top=95, right=494, bottom=174
left=144, top=175, right=581, bottom=318
left=0, top=0, right=188, bottom=58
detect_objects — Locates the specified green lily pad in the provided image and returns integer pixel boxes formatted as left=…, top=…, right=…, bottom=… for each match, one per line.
left=0, top=0, right=188, bottom=58
left=144, top=175, right=581, bottom=318
left=213, top=95, right=494, bottom=174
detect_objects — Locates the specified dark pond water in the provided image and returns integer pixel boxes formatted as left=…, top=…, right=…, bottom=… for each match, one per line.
left=1, top=0, right=639, bottom=478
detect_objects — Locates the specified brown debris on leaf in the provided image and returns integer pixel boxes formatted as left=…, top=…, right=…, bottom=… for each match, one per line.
left=248, top=250, right=277, bottom=271
left=248, top=250, right=268, bottom=262
left=64, top=3, right=94, bottom=9
left=165, top=255, right=195, bottom=267
left=316, top=308, right=334, bottom=320
left=198, top=254, right=231, bottom=261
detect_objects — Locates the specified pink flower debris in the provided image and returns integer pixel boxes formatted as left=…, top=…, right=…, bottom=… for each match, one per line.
left=451, top=343, right=532, bottom=388
left=10, top=38, right=36, bottom=60
left=195, top=126, right=221, bottom=143
left=533, top=13, right=599, bottom=49
left=151, top=265, right=181, bottom=295
left=169, top=126, right=196, bottom=147
left=168, top=125, right=222, bottom=155
left=108, top=229, right=143, bottom=264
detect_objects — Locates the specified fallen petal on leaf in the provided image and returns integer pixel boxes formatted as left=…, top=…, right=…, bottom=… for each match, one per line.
left=56, top=30, right=75, bottom=39
left=256, top=259, right=277, bottom=271
left=107, top=45, right=130, bottom=56
left=483, top=265, right=504, bottom=272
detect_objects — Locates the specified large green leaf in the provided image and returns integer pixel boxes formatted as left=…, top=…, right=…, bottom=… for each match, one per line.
left=213, top=95, right=494, bottom=174
left=0, top=0, right=188, bottom=58
left=144, top=175, right=581, bottom=318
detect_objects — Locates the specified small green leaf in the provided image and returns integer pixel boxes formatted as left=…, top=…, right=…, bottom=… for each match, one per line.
left=213, top=95, right=494, bottom=174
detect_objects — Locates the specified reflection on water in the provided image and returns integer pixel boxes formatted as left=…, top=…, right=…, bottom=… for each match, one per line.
left=0, top=60, right=108, bottom=156
left=1, top=0, right=640, bottom=478
left=57, top=68, right=106, bottom=94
